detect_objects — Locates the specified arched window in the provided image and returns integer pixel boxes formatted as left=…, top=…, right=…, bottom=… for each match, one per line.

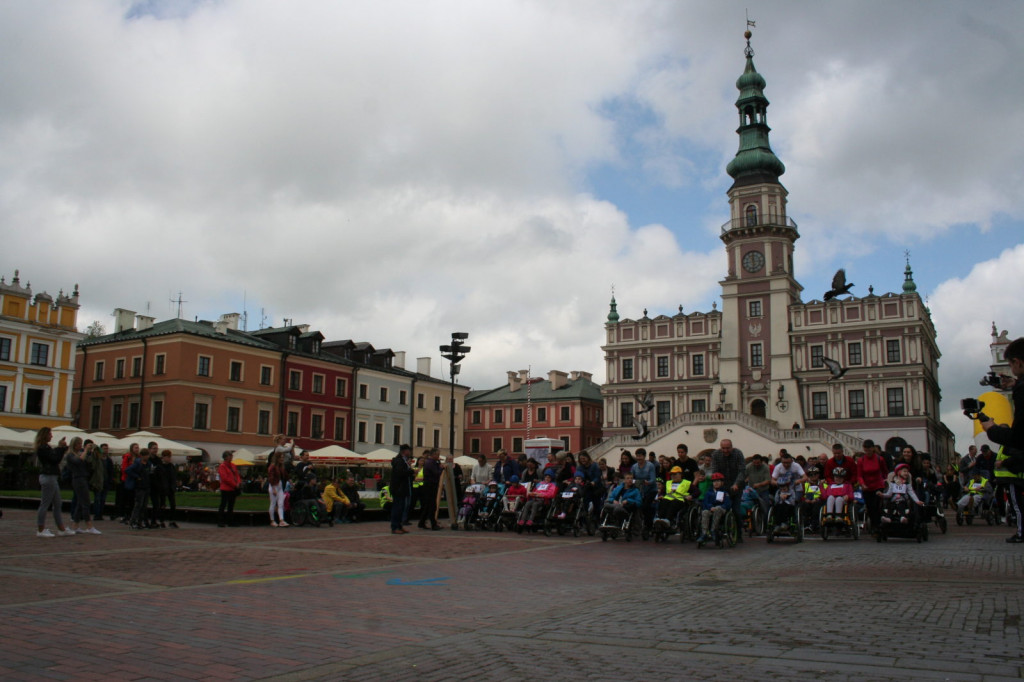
left=745, top=204, right=758, bottom=226
left=751, top=399, right=767, bottom=418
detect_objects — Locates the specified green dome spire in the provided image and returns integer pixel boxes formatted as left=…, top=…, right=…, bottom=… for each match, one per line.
left=726, top=30, right=786, bottom=185
left=607, top=294, right=620, bottom=323
left=902, top=254, right=917, bottom=294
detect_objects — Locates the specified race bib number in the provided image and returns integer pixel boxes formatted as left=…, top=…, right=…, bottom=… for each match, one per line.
left=561, top=492, right=574, bottom=499
left=807, top=486, right=820, bottom=494
left=715, top=491, right=725, bottom=503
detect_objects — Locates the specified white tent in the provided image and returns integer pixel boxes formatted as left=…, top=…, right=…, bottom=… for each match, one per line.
left=122, top=431, right=202, bottom=458
left=362, top=448, right=398, bottom=466
left=0, top=426, right=33, bottom=453
left=306, top=444, right=367, bottom=466
left=50, top=425, right=127, bottom=450
left=454, top=455, right=477, bottom=468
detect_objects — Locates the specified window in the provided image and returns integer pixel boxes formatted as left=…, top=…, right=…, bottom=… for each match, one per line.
left=470, top=438, right=480, bottom=454
left=416, top=427, right=424, bottom=447
left=472, top=410, right=481, bottom=425
left=312, top=374, right=324, bottom=394
left=622, top=358, right=634, bottom=380
left=750, top=343, right=763, bottom=368
left=393, top=424, right=401, bottom=445
left=112, top=403, right=123, bottom=429
left=230, top=361, right=243, bottom=382
left=692, top=355, right=704, bottom=376
left=513, top=408, right=523, bottom=422
left=128, top=402, right=139, bottom=429
left=512, top=437, right=523, bottom=453
left=334, top=416, right=346, bottom=440
left=810, top=346, right=824, bottom=369
left=399, top=390, right=408, bottom=406
left=433, top=396, right=441, bottom=411
left=359, top=384, right=368, bottom=399
left=335, top=378, right=347, bottom=397
left=494, top=409, right=504, bottom=424
left=197, top=356, right=211, bottom=377
left=749, top=300, right=762, bottom=317
left=131, top=357, right=142, bottom=378
left=94, top=360, right=105, bottom=381
left=656, top=400, right=671, bottom=425
left=25, top=388, right=44, bottom=414
left=0, top=337, right=10, bottom=361
left=30, top=343, right=49, bottom=366
left=260, top=366, right=272, bottom=385
left=560, top=436, right=570, bottom=450
left=621, top=402, right=634, bottom=427
left=887, top=388, right=905, bottom=416
left=812, top=391, right=828, bottom=419
left=745, top=204, right=758, bottom=226
left=492, top=437, right=502, bottom=452
left=848, top=342, right=863, bottom=366
left=286, top=411, right=299, bottom=437
left=692, top=399, right=707, bottom=413
left=432, top=430, right=440, bottom=449
left=379, top=387, right=389, bottom=402
left=849, top=390, right=866, bottom=418
left=115, top=358, right=125, bottom=378
left=311, top=414, right=323, bottom=438
left=374, top=423, right=384, bottom=444
left=657, top=356, right=669, bottom=378
left=227, top=406, right=241, bottom=432
left=357, top=422, right=367, bottom=442
left=154, top=354, right=166, bottom=375
left=536, top=407, right=547, bottom=422
left=560, top=406, right=570, bottom=421
left=152, top=400, right=164, bottom=427
left=289, top=371, right=301, bottom=390
left=416, top=393, right=425, bottom=409
left=886, top=340, right=901, bottom=363
left=258, top=410, right=271, bottom=435
left=193, top=402, right=209, bottom=430
left=89, top=402, right=101, bottom=429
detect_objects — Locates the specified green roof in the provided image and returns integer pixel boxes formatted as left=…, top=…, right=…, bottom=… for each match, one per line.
left=467, top=377, right=602, bottom=405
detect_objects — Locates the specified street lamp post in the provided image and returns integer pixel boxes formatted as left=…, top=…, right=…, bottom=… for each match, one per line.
left=440, top=332, right=470, bottom=457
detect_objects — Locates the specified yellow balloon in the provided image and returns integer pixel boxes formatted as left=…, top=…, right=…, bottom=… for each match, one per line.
left=972, top=391, right=1013, bottom=438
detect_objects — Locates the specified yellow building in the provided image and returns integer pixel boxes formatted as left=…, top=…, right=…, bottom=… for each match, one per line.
left=0, top=270, right=84, bottom=429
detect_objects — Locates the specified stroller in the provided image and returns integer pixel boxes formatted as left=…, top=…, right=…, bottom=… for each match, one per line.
left=544, top=488, right=594, bottom=537
left=876, top=495, right=928, bottom=542
left=478, top=484, right=504, bottom=531
left=454, top=484, right=486, bottom=531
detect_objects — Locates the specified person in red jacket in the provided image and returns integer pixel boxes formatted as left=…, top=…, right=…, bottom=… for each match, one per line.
left=217, top=451, right=241, bottom=528
left=857, top=442, right=889, bottom=532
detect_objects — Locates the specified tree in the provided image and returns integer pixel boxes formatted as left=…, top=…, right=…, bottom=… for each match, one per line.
left=85, top=321, right=106, bottom=338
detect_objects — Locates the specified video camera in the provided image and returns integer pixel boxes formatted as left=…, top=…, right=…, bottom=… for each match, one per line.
left=979, top=371, right=1003, bottom=389
left=960, top=398, right=989, bottom=422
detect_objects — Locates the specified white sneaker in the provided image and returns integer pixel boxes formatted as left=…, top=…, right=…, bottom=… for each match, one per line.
left=60, top=528, right=78, bottom=536
left=278, top=521, right=289, bottom=527
left=86, top=527, right=102, bottom=535
left=36, top=529, right=55, bottom=538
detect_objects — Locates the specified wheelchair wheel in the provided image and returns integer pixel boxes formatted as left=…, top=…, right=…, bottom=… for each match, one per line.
left=601, top=530, right=609, bottom=542
left=765, top=505, right=775, bottom=543
left=966, top=512, right=974, bottom=526
left=291, top=504, right=308, bottom=527
left=794, top=506, right=804, bottom=543
left=724, top=513, right=737, bottom=548
left=308, top=505, right=322, bottom=527
left=851, top=506, right=861, bottom=540
left=985, top=508, right=996, bottom=526
left=956, top=510, right=964, bottom=526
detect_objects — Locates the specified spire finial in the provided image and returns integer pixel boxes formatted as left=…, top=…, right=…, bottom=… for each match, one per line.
left=744, top=12, right=756, bottom=56
left=607, top=287, right=620, bottom=324
left=902, top=251, right=917, bottom=294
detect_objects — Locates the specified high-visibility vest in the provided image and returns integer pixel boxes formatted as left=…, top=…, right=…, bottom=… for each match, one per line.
left=665, top=479, right=691, bottom=501
left=994, top=448, right=1016, bottom=479
left=967, top=477, right=988, bottom=494
left=413, top=468, right=424, bottom=489
left=803, top=482, right=824, bottom=501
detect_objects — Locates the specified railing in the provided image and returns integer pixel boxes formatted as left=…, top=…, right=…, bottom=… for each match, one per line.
left=587, top=409, right=862, bottom=459
left=720, top=216, right=798, bottom=234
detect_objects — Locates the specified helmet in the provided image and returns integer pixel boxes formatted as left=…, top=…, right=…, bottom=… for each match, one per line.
left=669, top=466, right=683, bottom=474
left=894, top=463, right=909, bottom=474
left=509, top=475, right=519, bottom=484
left=711, top=472, right=725, bottom=481
left=832, top=467, right=846, bottom=478
left=807, top=466, right=821, bottom=475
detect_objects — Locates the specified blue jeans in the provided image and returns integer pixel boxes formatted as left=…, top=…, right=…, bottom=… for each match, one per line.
left=93, top=489, right=109, bottom=519
left=391, top=496, right=408, bottom=531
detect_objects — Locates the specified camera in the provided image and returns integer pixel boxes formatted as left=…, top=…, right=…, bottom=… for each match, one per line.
left=979, top=371, right=1002, bottom=388
left=960, top=398, right=989, bottom=421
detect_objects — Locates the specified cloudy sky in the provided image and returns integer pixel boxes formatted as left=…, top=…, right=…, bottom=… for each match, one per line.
left=3, top=1, right=1022, bottom=450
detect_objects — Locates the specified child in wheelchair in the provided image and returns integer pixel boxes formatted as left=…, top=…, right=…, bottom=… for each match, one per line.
left=697, top=472, right=731, bottom=546
left=881, top=463, right=925, bottom=526
left=600, top=472, right=643, bottom=529
left=456, top=483, right=487, bottom=529
left=956, top=470, right=993, bottom=518
left=518, top=471, right=558, bottom=528
left=801, top=466, right=826, bottom=531
left=823, top=466, right=854, bottom=525
left=655, top=467, right=694, bottom=533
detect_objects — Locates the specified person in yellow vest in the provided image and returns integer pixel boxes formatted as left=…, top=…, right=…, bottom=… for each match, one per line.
left=957, top=470, right=992, bottom=515
left=403, top=456, right=424, bottom=525
left=379, top=483, right=393, bottom=514
left=801, top=466, right=826, bottom=531
left=994, top=442, right=1024, bottom=543
left=654, top=467, right=693, bottom=530
left=323, top=477, right=351, bottom=525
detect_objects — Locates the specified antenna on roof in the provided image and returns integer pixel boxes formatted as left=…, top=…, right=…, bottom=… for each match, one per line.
left=170, top=292, right=187, bottom=319
left=242, top=290, right=248, bottom=331
left=260, top=307, right=267, bottom=330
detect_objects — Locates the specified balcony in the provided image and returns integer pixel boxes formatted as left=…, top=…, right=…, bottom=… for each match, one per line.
left=720, top=216, right=798, bottom=235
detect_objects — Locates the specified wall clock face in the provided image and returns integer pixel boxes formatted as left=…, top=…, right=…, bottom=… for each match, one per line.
left=742, top=250, right=765, bottom=273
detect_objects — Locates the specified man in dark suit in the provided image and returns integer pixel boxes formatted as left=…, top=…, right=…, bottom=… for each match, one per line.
left=390, top=445, right=414, bottom=534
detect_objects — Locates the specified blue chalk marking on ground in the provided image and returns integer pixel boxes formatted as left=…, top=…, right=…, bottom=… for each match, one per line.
left=386, top=577, right=450, bottom=586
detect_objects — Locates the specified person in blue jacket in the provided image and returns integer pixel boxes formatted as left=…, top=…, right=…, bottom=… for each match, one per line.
left=601, top=472, right=643, bottom=526
left=697, top=472, right=732, bottom=546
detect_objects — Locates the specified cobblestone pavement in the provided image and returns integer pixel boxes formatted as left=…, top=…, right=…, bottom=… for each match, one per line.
left=1, top=508, right=1021, bottom=681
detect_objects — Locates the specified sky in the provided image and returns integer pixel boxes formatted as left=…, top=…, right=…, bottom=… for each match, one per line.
left=2, top=1, right=1023, bottom=451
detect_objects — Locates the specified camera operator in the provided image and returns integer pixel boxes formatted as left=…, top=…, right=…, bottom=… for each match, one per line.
left=980, top=337, right=1024, bottom=543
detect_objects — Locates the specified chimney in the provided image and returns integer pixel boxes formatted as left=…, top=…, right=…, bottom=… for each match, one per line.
left=394, top=351, right=406, bottom=369
left=508, top=370, right=521, bottom=392
left=577, top=371, right=593, bottom=382
left=519, top=369, right=529, bottom=383
left=213, top=320, right=229, bottom=334
left=417, top=357, right=431, bottom=376
left=136, top=315, right=156, bottom=331
left=113, top=308, right=136, bottom=333
left=296, top=324, right=310, bottom=333
left=548, top=370, right=568, bottom=390
left=219, top=313, right=241, bottom=331
left=570, top=371, right=580, bottom=381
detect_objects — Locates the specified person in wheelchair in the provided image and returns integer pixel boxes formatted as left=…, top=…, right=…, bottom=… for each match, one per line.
left=957, top=470, right=993, bottom=517
left=697, top=472, right=731, bottom=545
left=552, top=474, right=585, bottom=520
left=518, top=471, right=558, bottom=527
left=823, top=467, right=854, bottom=524
left=655, top=467, right=694, bottom=531
left=801, top=466, right=826, bottom=530
left=771, top=450, right=806, bottom=533
left=601, top=472, right=642, bottom=527
left=882, top=463, right=925, bottom=525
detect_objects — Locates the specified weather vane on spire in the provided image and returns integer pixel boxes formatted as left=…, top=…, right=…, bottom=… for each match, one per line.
left=745, top=10, right=756, bottom=56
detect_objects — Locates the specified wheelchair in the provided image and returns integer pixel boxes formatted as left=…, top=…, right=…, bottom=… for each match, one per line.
left=744, top=503, right=767, bottom=538
left=290, top=498, right=331, bottom=527
left=544, top=491, right=595, bottom=537
left=876, top=499, right=929, bottom=543
left=599, top=503, right=643, bottom=542
left=819, top=501, right=860, bottom=541
left=766, top=502, right=803, bottom=543
left=956, top=494, right=996, bottom=526
left=651, top=499, right=697, bottom=543
left=695, top=507, right=737, bottom=549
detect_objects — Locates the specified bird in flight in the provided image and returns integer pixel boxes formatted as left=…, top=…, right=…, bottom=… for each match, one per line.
left=824, top=269, right=855, bottom=300
left=822, top=356, right=848, bottom=382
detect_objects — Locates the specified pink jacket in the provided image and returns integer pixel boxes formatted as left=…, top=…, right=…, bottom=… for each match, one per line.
left=825, top=482, right=853, bottom=499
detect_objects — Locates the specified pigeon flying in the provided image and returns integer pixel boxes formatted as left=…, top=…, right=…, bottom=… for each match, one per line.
left=824, top=269, right=854, bottom=300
